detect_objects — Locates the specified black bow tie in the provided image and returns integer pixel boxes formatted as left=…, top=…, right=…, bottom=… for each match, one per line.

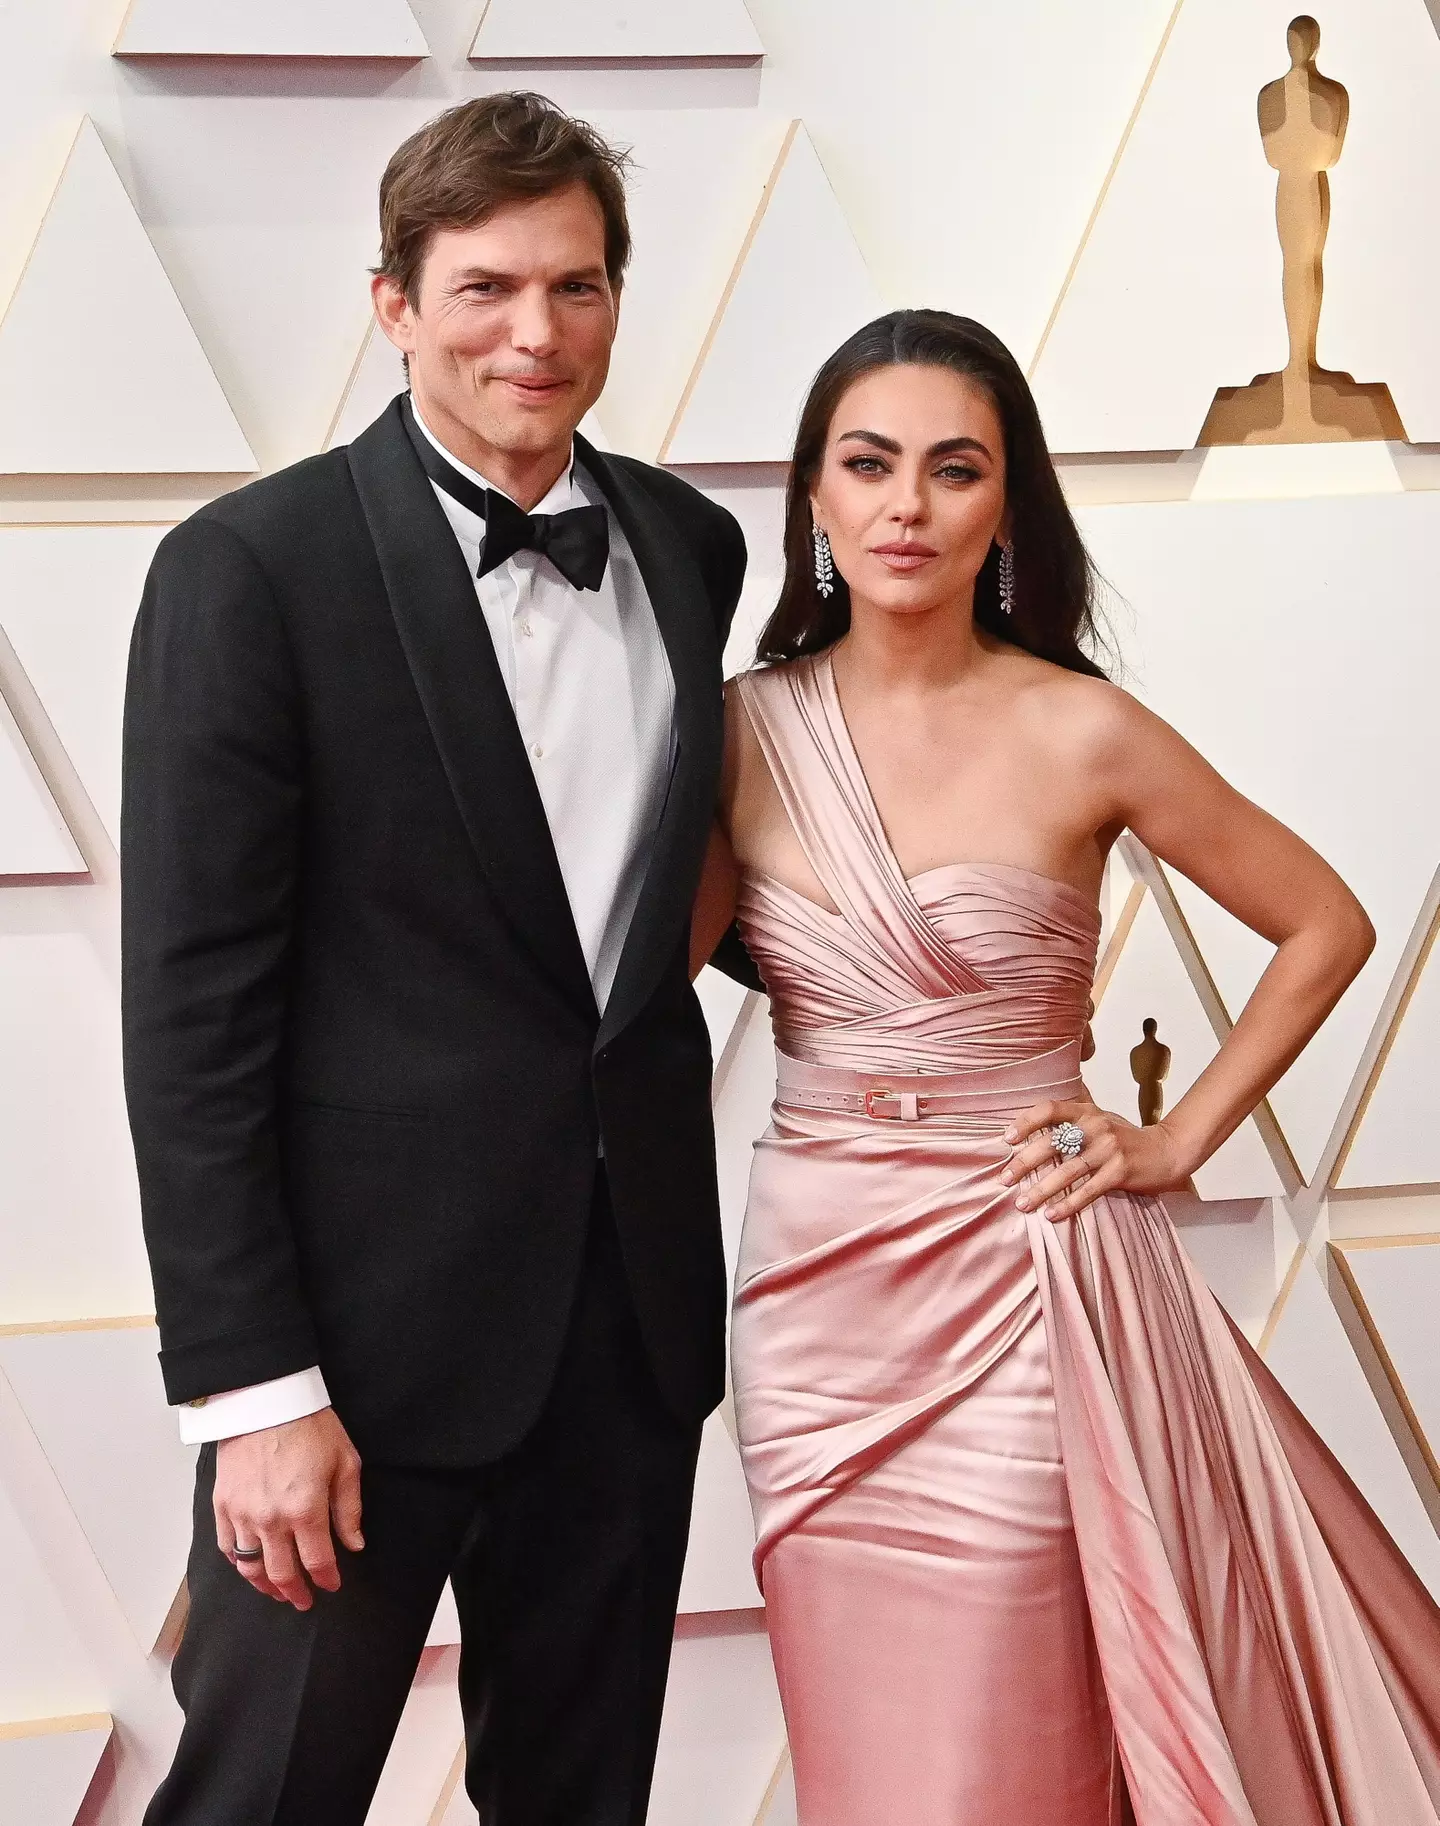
left=403, top=397, right=609, bottom=593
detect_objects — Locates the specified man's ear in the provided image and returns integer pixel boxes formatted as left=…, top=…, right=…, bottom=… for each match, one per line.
left=371, top=273, right=417, bottom=356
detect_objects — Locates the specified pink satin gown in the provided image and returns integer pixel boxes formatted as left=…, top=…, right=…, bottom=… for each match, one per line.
left=728, top=652, right=1440, bottom=1826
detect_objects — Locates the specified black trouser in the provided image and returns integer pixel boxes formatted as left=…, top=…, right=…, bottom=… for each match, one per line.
left=144, top=1186, right=702, bottom=1826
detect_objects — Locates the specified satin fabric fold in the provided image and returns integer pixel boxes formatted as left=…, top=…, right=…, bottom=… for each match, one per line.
left=729, top=653, right=1440, bottom=1826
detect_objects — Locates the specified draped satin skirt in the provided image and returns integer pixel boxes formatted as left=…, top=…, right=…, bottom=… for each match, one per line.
left=731, top=1051, right=1440, bottom=1826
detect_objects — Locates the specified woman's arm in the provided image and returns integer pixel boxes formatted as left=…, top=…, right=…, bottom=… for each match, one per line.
left=1007, top=690, right=1374, bottom=1219
left=690, top=822, right=741, bottom=981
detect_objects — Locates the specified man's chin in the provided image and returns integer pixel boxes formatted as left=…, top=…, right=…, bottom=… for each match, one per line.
left=477, top=397, right=582, bottom=454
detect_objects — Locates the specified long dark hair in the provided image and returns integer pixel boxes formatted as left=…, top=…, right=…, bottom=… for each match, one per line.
left=755, top=310, right=1110, bottom=678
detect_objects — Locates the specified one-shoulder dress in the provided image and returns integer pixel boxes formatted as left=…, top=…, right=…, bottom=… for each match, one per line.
left=729, top=652, right=1440, bottom=1826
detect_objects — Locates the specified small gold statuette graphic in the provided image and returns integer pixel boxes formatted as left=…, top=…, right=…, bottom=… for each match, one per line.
left=1130, top=1017, right=1172, bottom=1128
left=1197, top=15, right=1406, bottom=446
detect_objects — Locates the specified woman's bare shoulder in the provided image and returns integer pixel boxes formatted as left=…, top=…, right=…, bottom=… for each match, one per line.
left=1007, top=652, right=1139, bottom=735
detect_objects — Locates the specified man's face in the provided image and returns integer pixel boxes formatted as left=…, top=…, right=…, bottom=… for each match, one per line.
left=373, top=182, right=619, bottom=479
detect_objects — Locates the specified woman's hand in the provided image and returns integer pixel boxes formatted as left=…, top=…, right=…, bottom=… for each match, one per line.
left=999, top=1098, right=1195, bottom=1222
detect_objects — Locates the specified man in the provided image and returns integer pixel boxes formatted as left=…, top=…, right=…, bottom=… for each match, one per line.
left=123, top=92, right=748, bottom=1825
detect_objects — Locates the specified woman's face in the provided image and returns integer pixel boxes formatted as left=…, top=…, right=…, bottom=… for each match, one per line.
left=809, top=363, right=1008, bottom=622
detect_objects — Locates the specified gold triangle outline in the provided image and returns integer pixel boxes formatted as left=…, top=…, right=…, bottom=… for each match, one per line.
left=1328, top=1237, right=1440, bottom=1502
left=322, top=315, right=384, bottom=452
left=1090, top=875, right=1147, bottom=1009
left=1027, top=0, right=1189, bottom=381
left=1117, top=835, right=1300, bottom=1193
left=658, top=120, right=800, bottom=464
left=1328, top=864, right=1440, bottom=1188
left=0, top=621, right=90, bottom=884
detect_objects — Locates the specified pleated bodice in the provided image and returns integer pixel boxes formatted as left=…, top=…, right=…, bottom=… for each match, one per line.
left=734, top=654, right=1099, bottom=1075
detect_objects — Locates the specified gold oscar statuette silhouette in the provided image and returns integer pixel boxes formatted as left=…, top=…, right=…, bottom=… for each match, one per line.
left=1197, top=15, right=1406, bottom=446
left=1130, top=1017, right=1172, bottom=1128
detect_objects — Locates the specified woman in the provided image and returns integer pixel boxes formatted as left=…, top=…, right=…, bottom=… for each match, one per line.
left=692, top=311, right=1440, bottom=1826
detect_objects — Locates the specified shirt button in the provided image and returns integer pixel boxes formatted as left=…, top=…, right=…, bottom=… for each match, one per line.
left=532, top=744, right=544, bottom=760
left=518, top=620, right=533, bottom=638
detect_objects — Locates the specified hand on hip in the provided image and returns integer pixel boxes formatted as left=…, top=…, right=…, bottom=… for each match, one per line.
left=1000, top=1097, right=1193, bottom=1222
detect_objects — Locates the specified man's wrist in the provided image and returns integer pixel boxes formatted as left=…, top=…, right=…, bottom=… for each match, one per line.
left=176, top=1367, right=331, bottom=1444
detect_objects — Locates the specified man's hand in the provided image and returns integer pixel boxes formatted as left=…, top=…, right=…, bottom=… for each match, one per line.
left=214, top=1407, right=363, bottom=1610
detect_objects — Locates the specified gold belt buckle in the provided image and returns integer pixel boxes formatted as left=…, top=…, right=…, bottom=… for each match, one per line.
left=863, top=1088, right=922, bottom=1121
left=863, top=1088, right=897, bottom=1119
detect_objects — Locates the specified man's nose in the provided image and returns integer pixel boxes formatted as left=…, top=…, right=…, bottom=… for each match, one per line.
left=511, top=288, right=560, bottom=356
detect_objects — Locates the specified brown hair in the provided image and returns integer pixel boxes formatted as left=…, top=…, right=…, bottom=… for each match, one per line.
left=376, top=92, right=633, bottom=303
left=757, top=310, right=1111, bottom=680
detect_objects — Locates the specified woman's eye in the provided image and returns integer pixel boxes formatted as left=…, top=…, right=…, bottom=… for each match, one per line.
left=937, top=463, right=980, bottom=483
left=841, top=456, right=888, bottom=475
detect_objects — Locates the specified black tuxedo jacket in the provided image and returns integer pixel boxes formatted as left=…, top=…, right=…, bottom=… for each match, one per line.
left=121, top=399, right=747, bottom=1465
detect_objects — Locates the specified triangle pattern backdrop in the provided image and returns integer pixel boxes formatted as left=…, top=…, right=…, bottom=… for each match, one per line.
left=114, top=0, right=428, bottom=58
left=1263, top=1249, right=1440, bottom=1597
left=470, top=0, right=763, bottom=61
left=1031, top=0, right=1440, bottom=450
left=0, top=1467, right=106, bottom=1722
left=1336, top=877, right=1440, bottom=1188
left=0, top=1718, right=112, bottom=1826
left=0, top=121, right=255, bottom=474
left=1331, top=1237, right=1440, bottom=1480
left=0, top=527, right=164, bottom=853
left=1086, top=878, right=1287, bottom=1200
left=1076, top=490, right=1440, bottom=1183
left=0, top=689, right=84, bottom=878
left=0, top=1327, right=198, bottom=1653
left=661, top=122, right=886, bottom=464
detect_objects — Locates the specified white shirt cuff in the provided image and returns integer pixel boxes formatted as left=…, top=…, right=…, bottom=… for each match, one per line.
left=176, top=1367, right=331, bottom=1444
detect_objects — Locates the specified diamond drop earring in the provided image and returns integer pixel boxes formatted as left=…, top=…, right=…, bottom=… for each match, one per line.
left=998, top=540, right=1016, bottom=616
left=812, top=525, right=835, bottom=598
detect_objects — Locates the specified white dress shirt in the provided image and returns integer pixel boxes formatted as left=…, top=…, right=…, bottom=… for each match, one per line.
left=177, top=405, right=675, bottom=1443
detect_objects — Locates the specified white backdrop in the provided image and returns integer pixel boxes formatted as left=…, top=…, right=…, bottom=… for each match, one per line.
left=3, top=3, right=1440, bottom=1823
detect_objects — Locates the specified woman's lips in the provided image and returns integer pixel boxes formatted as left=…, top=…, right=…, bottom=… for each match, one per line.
left=871, top=543, right=938, bottom=569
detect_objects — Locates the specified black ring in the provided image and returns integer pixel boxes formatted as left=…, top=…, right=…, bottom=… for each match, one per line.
left=232, top=1544, right=265, bottom=1562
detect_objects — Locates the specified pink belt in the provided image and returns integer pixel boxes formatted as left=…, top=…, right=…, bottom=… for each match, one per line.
left=773, top=1042, right=1084, bottom=1123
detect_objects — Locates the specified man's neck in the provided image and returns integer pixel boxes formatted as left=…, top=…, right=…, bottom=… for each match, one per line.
left=408, top=391, right=573, bottom=512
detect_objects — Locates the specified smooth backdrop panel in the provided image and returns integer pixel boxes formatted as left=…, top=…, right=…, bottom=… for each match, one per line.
left=0, top=926, right=152, bottom=1323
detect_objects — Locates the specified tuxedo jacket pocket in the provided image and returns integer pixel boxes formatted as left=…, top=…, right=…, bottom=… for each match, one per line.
left=289, top=1097, right=431, bottom=1125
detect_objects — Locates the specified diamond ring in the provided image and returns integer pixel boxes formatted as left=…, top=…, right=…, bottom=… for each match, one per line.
left=1051, top=1121, right=1086, bottom=1160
